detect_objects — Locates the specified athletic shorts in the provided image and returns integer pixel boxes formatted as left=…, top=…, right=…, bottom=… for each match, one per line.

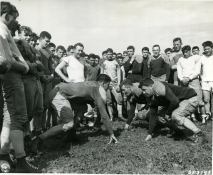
left=201, top=81, right=213, bottom=91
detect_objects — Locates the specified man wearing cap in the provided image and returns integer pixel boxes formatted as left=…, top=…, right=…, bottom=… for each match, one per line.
left=30, top=74, right=118, bottom=153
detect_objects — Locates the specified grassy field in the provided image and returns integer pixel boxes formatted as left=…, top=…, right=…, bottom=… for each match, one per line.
left=39, top=119, right=212, bottom=174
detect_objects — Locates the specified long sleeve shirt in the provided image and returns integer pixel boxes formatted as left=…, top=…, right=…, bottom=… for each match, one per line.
left=148, top=53, right=170, bottom=81
left=57, top=81, right=114, bottom=135
left=36, top=47, right=53, bottom=75
left=177, top=55, right=201, bottom=81
left=148, top=81, right=197, bottom=134
left=0, top=21, right=29, bottom=73
left=123, top=55, right=143, bottom=83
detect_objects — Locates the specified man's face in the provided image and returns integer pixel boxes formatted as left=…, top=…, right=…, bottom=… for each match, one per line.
left=123, top=52, right=128, bottom=57
left=141, top=86, right=153, bottom=97
left=166, top=51, right=171, bottom=57
left=192, top=49, right=199, bottom=55
left=118, top=58, right=123, bottom=65
left=67, top=49, right=74, bottom=56
left=103, top=53, right=107, bottom=59
left=95, top=58, right=99, bottom=65
left=29, top=40, right=35, bottom=48
left=57, top=49, right=64, bottom=59
left=152, top=46, right=160, bottom=57
left=49, top=47, right=56, bottom=55
left=90, top=58, right=96, bottom=66
left=20, top=30, right=31, bottom=43
left=84, top=56, right=89, bottom=64
left=127, top=49, right=134, bottom=58
left=183, top=50, right=191, bottom=58
left=204, top=46, right=213, bottom=56
left=103, top=82, right=110, bottom=91
left=6, top=13, right=18, bottom=30
left=112, top=54, right=116, bottom=60
left=173, top=40, right=182, bottom=52
left=142, top=50, right=149, bottom=58
left=107, top=52, right=113, bottom=61
left=121, top=85, right=132, bottom=97
left=74, top=46, right=84, bottom=58
left=40, top=36, right=50, bottom=48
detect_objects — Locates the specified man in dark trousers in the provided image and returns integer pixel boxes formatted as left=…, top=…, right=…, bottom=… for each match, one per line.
left=139, top=78, right=206, bottom=146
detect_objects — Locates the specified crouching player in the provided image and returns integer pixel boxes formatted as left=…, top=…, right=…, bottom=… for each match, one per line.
left=30, top=74, right=118, bottom=153
left=140, top=78, right=206, bottom=145
left=120, top=79, right=180, bottom=135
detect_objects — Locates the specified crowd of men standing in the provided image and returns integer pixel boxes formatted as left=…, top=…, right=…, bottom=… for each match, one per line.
left=0, top=1, right=212, bottom=173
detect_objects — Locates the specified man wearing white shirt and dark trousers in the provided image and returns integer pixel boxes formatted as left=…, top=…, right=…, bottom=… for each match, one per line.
left=55, top=43, right=86, bottom=142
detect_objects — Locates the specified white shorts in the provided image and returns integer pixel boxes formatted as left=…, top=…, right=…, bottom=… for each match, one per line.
left=201, top=81, right=213, bottom=91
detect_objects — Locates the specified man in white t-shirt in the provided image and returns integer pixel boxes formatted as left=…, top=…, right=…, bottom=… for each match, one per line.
left=197, top=41, right=213, bottom=122
left=55, top=43, right=86, bottom=83
left=55, top=43, right=86, bottom=140
left=101, top=48, right=125, bottom=121
left=177, top=45, right=205, bottom=123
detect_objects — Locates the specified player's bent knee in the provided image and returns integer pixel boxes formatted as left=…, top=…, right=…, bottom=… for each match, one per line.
left=171, top=112, right=185, bottom=126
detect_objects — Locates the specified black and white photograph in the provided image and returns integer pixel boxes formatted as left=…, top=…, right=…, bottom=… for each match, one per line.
left=0, top=0, right=212, bottom=173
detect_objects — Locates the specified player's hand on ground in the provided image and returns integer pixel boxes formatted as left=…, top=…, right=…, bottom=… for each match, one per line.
left=145, top=134, right=152, bottom=141
left=108, top=134, right=118, bottom=144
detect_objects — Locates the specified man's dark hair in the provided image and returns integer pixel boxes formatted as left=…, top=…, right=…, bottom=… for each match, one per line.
left=47, top=42, right=56, bottom=48
left=106, top=48, right=113, bottom=53
left=89, top=53, right=96, bottom=59
left=142, top=47, right=149, bottom=52
left=173, top=37, right=182, bottom=44
left=192, top=46, right=199, bottom=51
left=181, top=45, right=191, bottom=53
left=164, top=48, right=172, bottom=54
left=202, top=41, right=213, bottom=48
left=40, top=31, right=51, bottom=40
left=10, top=20, right=20, bottom=37
left=67, top=45, right=74, bottom=52
left=74, top=43, right=84, bottom=49
left=96, top=55, right=100, bottom=59
left=120, top=79, right=133, bottom=87
left=123, top=51, right=128, bottom=55
left=116, top=53, right=122, bottom=57
left=113, top=52, right=116, bottom=56
left=127, top=45, right=135, bottom=52
left=153, top=44, right=160, bottom=49
left=102, top=50, right=107, bottom=55
left=30, top=32, right=39, bottom=42
left=97, top=74, right=111, bottom=83
left=138, top=78, right=154, bottom=88
left=56, top=45, right=65, bottom=52
left=19, top=26, right=32, bottom=34
left=1, top=1, right=19, bottom=16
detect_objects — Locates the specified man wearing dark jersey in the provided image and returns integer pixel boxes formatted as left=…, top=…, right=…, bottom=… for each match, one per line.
left=139, top=78, right=206, bottom=146
left=30, top=74, right=118, bottom=153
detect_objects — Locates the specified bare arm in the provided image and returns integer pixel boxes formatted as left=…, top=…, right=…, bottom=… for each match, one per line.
left=55, top=61, right=73, bottom=83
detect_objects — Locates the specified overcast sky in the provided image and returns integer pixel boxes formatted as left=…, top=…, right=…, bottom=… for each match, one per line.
left=9, top=0, right=213, bottom=55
